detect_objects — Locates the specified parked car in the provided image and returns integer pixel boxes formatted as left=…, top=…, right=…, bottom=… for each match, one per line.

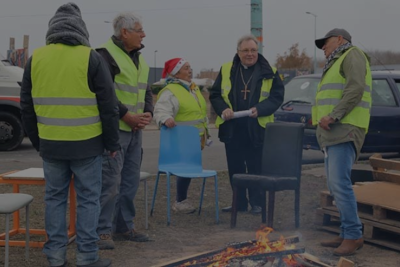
left=0, top=59, right=24, bottom=151
left=274, top=71, right=400, bottom=153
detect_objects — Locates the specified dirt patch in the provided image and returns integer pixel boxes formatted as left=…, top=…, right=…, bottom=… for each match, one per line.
left=1, top=170, right=400, bottom=267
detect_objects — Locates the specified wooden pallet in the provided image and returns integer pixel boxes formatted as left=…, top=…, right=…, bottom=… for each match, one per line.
left=316, top=208, right=400, bottom=251
left=316, top=154, right=400, bottom=251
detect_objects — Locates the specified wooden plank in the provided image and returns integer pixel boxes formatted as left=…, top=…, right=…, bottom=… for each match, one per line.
left=322, top=205, right=400, bottom=228
left=369, top=156, right=400, bottom=171
left=353, top=182, right=400, bottom=212
left=300, top=253, right=332, bottom=267
left=372, top=171, right=400, bottom=184
left=337, top=257, right=354, bottom=267
left=320, top=191, right=333, bottom=208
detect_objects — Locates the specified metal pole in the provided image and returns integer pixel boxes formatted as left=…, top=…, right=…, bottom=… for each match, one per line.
left=306, top=12, right=317, bottom=73
left=251, top=0, right=263, bottom=55
left=154, top=50, right=158, bottom=83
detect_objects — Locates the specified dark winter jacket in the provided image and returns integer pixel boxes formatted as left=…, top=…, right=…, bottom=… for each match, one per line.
left=20, top=38, right=120, bottom=159
left=209, top=53, right=284, bottom=147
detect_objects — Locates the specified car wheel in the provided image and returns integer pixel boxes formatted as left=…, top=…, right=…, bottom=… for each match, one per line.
left=0, top=111, right=25, bottom=151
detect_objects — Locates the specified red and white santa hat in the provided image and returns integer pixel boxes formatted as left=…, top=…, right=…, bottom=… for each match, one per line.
left=161, top=58, right=186, bottom=78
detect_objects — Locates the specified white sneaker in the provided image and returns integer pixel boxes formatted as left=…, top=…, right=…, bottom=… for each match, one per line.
left=172, top=199, right=196, bottom=214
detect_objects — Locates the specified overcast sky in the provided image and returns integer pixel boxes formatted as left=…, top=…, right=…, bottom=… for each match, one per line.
left=1, top=0, right=399, bottom=75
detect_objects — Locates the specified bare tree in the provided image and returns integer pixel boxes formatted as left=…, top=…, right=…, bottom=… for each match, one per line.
left=275, top=43, right=312, bottom=70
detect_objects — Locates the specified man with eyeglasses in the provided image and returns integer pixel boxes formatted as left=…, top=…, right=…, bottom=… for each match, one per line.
left=96, top=12, right=154, bottom=249
left=209, top=34, right=284, bottom=215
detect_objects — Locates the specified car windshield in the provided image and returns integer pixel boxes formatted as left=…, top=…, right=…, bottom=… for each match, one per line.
left=283, top=76, right=320, bottom=104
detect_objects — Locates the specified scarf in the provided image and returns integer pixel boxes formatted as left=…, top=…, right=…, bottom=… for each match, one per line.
left=165, top=77, right=198, bottom=92
left=323, top=42, right=353, bottom=73
left=46, top=2, right=90, bottom=47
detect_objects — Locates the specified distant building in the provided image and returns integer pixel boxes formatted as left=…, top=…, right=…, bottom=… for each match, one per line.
left=148, top=67, right=163, bottom=85
left=196, top=69, right=219, bottom=80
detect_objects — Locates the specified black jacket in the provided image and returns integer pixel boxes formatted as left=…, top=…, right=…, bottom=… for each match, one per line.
left=21, top=39, right=120, bottom=159
left=96, top=36, right=154, bottom=119
left=209, top=54, right=284, bottom=147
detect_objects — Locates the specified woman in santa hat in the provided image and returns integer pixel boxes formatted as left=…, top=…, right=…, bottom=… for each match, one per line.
left=154, top=58, right=210, bottom=214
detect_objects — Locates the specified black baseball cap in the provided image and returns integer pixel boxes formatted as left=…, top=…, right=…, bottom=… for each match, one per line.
left=315, top=28, right=352, bottom=49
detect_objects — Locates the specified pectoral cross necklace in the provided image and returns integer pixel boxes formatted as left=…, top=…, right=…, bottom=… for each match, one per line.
left=240, top=67, right=253, bottom=100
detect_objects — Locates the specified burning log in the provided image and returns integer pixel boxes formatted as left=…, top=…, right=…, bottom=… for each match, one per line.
left=153, top=227, right=353, bottom=267
left=182, top=248, right=306, bottom=267
left=155, top=230, right=303, bottom=267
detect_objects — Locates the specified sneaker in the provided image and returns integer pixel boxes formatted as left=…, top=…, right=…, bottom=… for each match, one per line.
left=97, top=233, right=115, bottom=250
left=77, top=258, right=111, bottom=267
left=250, top=206, right=262, bottom=215
left=172, top=199, right=196, bottom=214
left=114, top=229, right=149, bottom=242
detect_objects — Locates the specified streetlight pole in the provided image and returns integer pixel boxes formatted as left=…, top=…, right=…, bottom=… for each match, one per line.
left=154, top=50, right=158, bottom=83
left=306, top=12, right=317, bottom=73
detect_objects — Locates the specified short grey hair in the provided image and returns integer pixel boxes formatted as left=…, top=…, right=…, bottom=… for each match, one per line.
left=237, top=34, right=259, bottom=50
left=113, top=12, right=142, bottom=37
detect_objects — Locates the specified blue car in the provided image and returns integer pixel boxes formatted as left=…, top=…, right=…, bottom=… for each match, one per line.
left=274, top=71, right=400, bottom=153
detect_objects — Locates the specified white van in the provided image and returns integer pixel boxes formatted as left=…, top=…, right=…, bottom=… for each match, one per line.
left=0, top=59, right=24, bottom=151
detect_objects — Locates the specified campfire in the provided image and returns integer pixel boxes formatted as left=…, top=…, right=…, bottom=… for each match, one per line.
left=156, top=227, right=354, bottom=267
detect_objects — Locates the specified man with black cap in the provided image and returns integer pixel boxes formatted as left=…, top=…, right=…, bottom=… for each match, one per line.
left=312, top=28, right=372, bottom=256
left=20, top=2, right=119, bottom=267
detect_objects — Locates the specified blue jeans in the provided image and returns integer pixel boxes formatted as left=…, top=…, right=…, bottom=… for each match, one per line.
left=42, top=155, right=102, bottom=266
left=324, top=142, right=362, bottom=240
left=98, top=130, right=142, bottom=235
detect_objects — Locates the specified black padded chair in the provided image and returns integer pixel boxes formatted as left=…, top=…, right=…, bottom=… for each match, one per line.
left=231, top=122, right=304, bottom=228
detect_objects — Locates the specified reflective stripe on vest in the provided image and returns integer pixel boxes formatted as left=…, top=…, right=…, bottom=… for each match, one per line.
left=102, top=39, right=149, bottom=131
left=31, top=44, right=102, bottom=141
left=157, top=83, right=208, bottom=136
left=215, top=62, right=275, bottom=128
left=312, top=46, right=372, bottom=132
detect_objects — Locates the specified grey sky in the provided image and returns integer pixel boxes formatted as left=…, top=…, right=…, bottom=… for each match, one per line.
left=1, top=0, right=399, bottom=75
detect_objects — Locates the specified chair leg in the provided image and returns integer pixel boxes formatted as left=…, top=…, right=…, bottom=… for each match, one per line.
left=166, top=173, right=171, bottom=226
left=295, top=189, right=300, bottom=228
left=198, top=178, right=206, bottom=215
left=150, top=172, right=161, bottom=216
left=261, top=191, right=267, bottom=224
left=268, top=191, right=276, bottom=228
left=214, top=175, right=219, bottom=224
left=25, top=204, right=30, bottom=260
left=5, top=213, right=10, bottom=267
left=230, top=186, right=238, bottom=228
left=143, top=180, right=148, bottom=229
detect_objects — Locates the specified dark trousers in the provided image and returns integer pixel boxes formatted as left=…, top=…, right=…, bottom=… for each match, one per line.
left=225, top=138, right=263, bottom=210
left=176, top=178, right=191, bottom=202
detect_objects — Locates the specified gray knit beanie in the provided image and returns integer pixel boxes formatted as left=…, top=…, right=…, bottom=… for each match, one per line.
left=46, top=2, right=90, bottom=47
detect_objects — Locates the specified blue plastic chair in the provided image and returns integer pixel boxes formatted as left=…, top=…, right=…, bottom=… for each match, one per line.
left=150, top=125, right=219, bottom=225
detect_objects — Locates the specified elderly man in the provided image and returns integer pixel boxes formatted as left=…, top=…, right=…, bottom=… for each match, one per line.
left=20, top=3, right=120, bottom=267
left=209, top=34, right=284, bottom=215
left=96, top=12, right=154, bottom=250
left=313, top=28, right=372, bottom=256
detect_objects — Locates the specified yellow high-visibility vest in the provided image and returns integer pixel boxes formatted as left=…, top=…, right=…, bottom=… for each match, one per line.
left=102, top=39, right=149, bottom=131
left=215, top=62, right=276, bottom=128
left=31, top=44, right=102, bottom=141
left=312, top=47, right=372, bottom=132
left=158, top=83, right=208, bottom=136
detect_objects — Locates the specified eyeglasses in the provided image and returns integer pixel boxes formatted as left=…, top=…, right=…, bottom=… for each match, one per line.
left=130, top=28, right=145, bottom=34
left=238, top=49, right=258, bottom=54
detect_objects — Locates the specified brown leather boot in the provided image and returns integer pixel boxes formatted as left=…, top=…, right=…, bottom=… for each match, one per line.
left=333, top=238, right=364, bottom=256
left=320, top=236, right=344, bottom=248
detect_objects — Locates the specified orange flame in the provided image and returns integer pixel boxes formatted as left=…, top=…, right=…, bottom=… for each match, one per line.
left=179, top=226, right=301, bottom=267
